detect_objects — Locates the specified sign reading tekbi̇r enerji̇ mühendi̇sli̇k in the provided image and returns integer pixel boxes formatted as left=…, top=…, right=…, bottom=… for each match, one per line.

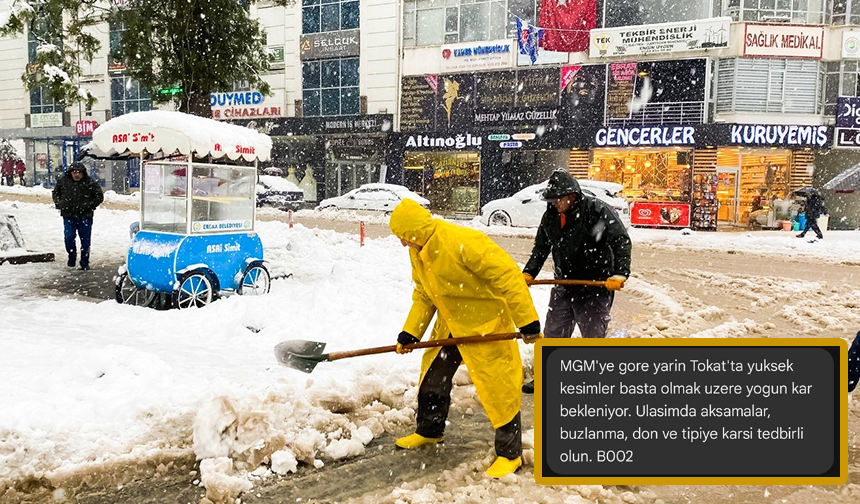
left=534, top=339, right=848, bottom=485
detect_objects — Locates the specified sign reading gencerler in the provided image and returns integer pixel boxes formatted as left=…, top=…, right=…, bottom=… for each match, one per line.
left=300, top=29, right=360, bottom=60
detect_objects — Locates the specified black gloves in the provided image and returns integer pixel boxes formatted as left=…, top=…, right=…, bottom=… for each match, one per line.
left=398, top=331, right=420, bottom=346
left=396, top=331, right=420, bottom=354
left=519, top=320, right=542, bottom=344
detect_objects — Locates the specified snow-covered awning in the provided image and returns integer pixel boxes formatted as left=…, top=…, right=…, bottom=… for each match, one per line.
left=91, top=110, right=272, bottom=162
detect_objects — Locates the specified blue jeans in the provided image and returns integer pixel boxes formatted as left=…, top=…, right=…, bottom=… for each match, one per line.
left=63, top=216, right=93, bottom=267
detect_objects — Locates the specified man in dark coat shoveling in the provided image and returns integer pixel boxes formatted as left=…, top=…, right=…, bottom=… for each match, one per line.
left=522, top=169, right=632, bottom=393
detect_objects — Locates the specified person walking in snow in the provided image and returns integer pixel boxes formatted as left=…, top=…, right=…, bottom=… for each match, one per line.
left=796, top=192, right=826, bottom=240
left=51, top=162, right=104, bottom=270
left=14, top=157, right=26, bottom=185
left=521, top=169, right=632, bottom=394
left=389, top=198, right=542, bottom=478
left=1, top=156, right=13, bottom=186
left=849, top=331, right=860, bottom=393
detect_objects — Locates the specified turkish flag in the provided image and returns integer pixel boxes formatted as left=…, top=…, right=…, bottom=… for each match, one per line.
left=539, top=0, right=597, bottom=53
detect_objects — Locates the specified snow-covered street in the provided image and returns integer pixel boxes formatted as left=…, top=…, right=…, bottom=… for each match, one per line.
left=1, top=186, right=859, bottom=504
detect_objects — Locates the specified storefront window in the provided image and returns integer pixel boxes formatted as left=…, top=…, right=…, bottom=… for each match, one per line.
left=589, top=149, right=691, bottom=202
left=403, top=151, right=480, bottom=214
left=717, top=148, right=790, bottom=225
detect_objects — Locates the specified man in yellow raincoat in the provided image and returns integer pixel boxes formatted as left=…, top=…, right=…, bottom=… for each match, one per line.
left=389, top=198, right=542, bottom=478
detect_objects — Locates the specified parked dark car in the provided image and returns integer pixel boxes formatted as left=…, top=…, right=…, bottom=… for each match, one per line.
left=256, top=175, right=304, bottom=211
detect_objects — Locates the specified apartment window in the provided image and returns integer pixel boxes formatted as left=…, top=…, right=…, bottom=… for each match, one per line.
left=403, top=0, right=537, bottom=47
left=725, top=0, right=825, bottom=24
left=302, top=0, right=359, bottom=34
left=30, top=86, right=63, bottom=114
left=822, top=61, right=860, bottom=116
left=302, top=57, right=359, bottom=116
left=111, top=75, right=152, bottom=118
left=716, top=58, right=820, bottom=114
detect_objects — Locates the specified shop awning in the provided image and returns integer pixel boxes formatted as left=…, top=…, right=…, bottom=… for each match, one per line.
left=823, top=163, right=860, bottom=192
left=91, top=110, right=272, bottom=162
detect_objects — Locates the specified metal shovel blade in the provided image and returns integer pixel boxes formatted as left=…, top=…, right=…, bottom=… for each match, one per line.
left=274, top=340, right=329, bottom=373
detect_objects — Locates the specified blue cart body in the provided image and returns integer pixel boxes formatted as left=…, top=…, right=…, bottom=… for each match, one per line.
left=128, top=230, right=264, bottom=294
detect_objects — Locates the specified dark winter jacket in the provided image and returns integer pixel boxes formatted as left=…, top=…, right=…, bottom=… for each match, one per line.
left=523, top=178, right=632, bottom=297
left=52, top=166, right=104, bottom=218
left=804, top=194, right=827, bottom=220
left=849, top=331, right=860, bottom=393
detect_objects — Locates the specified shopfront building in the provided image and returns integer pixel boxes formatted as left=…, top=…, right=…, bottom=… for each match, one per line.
left=232, top=114, right=393, bottom=205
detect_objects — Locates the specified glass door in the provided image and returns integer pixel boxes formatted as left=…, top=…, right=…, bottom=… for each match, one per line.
left=716, top=168, right=739, bottom=223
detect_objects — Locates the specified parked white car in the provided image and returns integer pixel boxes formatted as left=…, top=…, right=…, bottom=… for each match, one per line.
left=316, top=183, right=430, bottom=213
left=479, top=179, right=631, bottom=228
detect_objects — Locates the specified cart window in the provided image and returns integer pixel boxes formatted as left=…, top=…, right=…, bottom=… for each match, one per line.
left=190, top=165, right=256, bottom=233
left=141, top=162, right=188, bottom=233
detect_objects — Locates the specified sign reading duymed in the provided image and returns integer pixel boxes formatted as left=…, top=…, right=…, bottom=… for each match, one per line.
left=210, top=90, right=282, bottom=120
left=743, top=24, right=824, bottom=59
left=300, top=29, right=360, bottom=60
left=590, top=17, right=730, bottom=58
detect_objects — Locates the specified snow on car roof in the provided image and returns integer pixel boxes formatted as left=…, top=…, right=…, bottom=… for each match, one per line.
left=92, top=110, right=272, bottom=162
left=258, top=175, right=301, bottom=192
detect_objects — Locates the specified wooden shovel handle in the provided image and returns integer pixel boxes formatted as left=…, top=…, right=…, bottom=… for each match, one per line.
left=529, top=278, right=608, bottom=287
left=326, top=332, right=523, bottom=362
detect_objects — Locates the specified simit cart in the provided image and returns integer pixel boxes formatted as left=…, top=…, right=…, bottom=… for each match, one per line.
left=91, top=110, right=273, bottom=309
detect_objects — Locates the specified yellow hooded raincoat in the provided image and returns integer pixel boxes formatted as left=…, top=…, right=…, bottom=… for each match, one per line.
left=390, top=199, right=539, bottom=428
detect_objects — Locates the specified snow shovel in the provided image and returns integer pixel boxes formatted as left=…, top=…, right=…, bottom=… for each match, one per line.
left=529, top=278, right=611, bottom=288
left=274, top=332, right=523, bottom=373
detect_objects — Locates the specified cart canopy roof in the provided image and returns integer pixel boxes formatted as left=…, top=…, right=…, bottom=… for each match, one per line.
left=91, top=110, right=272, bottom=162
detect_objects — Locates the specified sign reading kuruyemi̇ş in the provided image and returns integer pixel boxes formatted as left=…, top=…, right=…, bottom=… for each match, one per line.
left=589, top=17, right=730, bottom=58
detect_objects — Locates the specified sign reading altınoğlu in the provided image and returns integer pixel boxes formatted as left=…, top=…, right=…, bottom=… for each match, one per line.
left=589, top=17, right=730, bottom=58
left=440, top=39, right=513, bottom=73
left=300, top=29, right=360, bottom=60
left=404, top=133, right=482, bottom=149
left=743, top=24, right=824, bottom=59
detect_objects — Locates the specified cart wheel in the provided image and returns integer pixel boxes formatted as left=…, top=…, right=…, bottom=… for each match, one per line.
left=175, top=271, right=214, bottom=309
left=239, top=264, right=271, bottom=296
left=115, top=272, right=156, bottom=307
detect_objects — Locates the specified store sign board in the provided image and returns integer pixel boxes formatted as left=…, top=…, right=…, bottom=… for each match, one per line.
left=743, top=24, right=824, bottom=59
left=499, top=141, right=522, bottom=148
left=605, top=59, right=706, bottom=123
left=842, top=32, right=860, bottom=59
left=728, top=124, right=829, bottom=147
left=440, top=39, right=513, bottom=73
left=75, top=120, right=98, bottom=136
left=836, top=96, right=860, bottom=127
left=404, top=133, right=482, bottom=150
left=300, top=29, right=360, bottom=60
left=630, top=202, right=691, bottom=228
left=31, top=112, right=63, bottom=128
left=210, top=90, right=282, bottom=120
left=401, top=76, right=439, bottom=132
left=833, top=128, right=860, bottom=149
left=589, top=17, right=730, bottom=58
left=488, top=134, right=510, bottom=141
left=594, top=126, right=697, bottom=147
left=559, top=64, right=607, bottom=127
